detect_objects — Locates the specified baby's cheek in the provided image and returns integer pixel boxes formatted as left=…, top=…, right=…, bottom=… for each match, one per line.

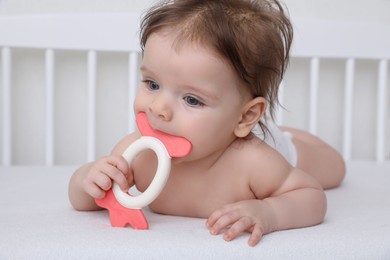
left=133, top=88, right=148, bottom=113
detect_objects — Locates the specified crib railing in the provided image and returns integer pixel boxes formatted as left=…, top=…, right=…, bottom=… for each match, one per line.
left=1, top=14, right=141, bottom=165
left=0, top=15, right=389, bottom=166
left=279, top=19, right=390, bottom=163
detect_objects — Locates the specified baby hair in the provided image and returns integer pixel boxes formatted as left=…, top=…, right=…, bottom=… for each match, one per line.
left=140, top=0, right=293, bottom=136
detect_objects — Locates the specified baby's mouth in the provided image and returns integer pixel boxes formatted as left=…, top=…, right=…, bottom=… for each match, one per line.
left=136, top=112, right=192, bottom=158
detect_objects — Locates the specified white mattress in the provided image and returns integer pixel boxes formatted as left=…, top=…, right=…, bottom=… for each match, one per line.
left=1, top=163, right=390, bottom=259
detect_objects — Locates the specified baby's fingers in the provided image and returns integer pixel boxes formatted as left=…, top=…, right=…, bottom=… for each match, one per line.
left=94, top=170, right=114, bottom=191
left=85, top=182, right=106, bottom=199
left=100, top=163, right=130, bottom=192
left=207, top=209, right=240, bottom=235
left=248, top=225, right=263, bottom=247
left=108, top=154, right=130, bottom=178
left=206, top=205, right=231, bottom=228
left=223, top=217, right=253, bottom=242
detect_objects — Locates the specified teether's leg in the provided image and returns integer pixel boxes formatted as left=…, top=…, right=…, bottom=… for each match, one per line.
left=95, top=189, right=149, bottom=230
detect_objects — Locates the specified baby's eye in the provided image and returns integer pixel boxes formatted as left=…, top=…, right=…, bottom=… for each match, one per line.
left=184, top=96, right=204, bottom=107
left=146, top=80, right=160, bottom=91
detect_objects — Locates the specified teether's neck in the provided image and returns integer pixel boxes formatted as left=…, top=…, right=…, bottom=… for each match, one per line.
left=136, top=112, right=192, bottom=158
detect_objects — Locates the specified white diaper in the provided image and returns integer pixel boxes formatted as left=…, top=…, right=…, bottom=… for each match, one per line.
left=252, top=121, right=298, bottom=166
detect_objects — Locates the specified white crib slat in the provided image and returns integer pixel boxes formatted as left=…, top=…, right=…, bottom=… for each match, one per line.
left=343, top=58, right=355, bottom=161
left=2, top=47, right=12, bottom=166
left=87, top=51, right=97, bottom=162
left=45, top=49, right=55, bottom=166
left=276, top=80, right=285, bottom=125
left=309, top=58, right=319, bottom=134
left=376, top=59, right=388, bottom=162
left=128, top=51, right=138, bottom=133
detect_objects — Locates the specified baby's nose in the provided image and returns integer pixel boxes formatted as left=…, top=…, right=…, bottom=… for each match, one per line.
left=148, top=94, right=173, bottom=121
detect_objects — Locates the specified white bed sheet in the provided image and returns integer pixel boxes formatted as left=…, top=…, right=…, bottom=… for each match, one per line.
left=1, top=163, right=389, bottom=259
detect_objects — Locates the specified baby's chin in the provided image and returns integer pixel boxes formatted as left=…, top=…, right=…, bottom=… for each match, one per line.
left=171, top=156, right=192, bottom=165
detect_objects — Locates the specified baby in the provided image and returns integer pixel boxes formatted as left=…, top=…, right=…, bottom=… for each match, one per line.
left=68, top=0, right=345, bottom=246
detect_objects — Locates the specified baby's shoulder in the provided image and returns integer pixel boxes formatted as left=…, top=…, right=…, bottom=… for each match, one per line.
left=111, top=131, right=142, bottom=155
left=226, top=137, right=295, bottom=198
left=227, top=136, right=291, bottom=173
left=229, top=136, right=277, bottom=159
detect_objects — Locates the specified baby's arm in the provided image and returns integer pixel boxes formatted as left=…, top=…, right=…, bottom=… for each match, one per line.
left=68, top=133, right=140, bottom=211
left=207, top=159, right=326, bottom=246
left=261, top=168, right=327, bottom=231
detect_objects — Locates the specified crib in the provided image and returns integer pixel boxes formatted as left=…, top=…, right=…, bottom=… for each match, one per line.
left=1, top=13, right=390, bottom=259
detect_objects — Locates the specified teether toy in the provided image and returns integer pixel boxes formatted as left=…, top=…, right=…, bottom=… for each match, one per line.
left=95, top=112, right=192, bottom=229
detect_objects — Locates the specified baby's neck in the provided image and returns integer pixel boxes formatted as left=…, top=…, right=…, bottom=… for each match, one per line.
left=171, top=139, right=238, bottom=173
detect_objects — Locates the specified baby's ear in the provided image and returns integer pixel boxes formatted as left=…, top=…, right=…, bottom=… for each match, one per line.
left=234, top=97, right=267, bottom=138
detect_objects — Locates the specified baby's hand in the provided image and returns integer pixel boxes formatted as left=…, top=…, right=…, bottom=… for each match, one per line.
left=82, top=155, right=131, bottom=199
left=206, top=200, right=275, bottom=247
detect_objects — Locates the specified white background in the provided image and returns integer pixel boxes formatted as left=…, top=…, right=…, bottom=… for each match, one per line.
left=1, top=0, right=390, bottom=24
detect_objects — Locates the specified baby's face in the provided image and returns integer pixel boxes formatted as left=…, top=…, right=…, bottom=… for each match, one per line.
left=134, top=31, right=250, bottom=161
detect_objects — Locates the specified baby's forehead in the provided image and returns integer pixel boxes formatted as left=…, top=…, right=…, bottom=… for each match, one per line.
left=144, top=29, right=251, bottom=97
left=147, top=28, right=225, bottom=61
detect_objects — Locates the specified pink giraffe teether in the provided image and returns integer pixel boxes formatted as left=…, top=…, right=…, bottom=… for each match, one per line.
left=95, top=112, right=192, bottom=229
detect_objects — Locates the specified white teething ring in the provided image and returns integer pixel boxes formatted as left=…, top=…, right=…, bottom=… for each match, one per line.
left=112, top=136, right=171, bottom=209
